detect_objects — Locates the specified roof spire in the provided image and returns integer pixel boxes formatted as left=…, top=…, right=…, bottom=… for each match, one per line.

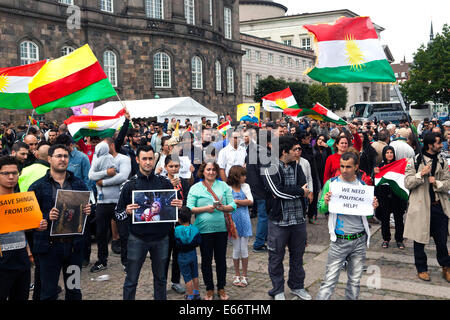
left=430, top=20, right=434, bottom=41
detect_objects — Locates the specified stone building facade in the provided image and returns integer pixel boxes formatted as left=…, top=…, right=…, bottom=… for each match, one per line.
left=0, top=0, right=243, bottom=123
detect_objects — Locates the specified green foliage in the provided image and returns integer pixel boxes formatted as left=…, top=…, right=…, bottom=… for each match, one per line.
left=287, top=81, right=309, bottom=107
left=327, top=84, right=348, bottom=110
left=253, top=76, right=287, bottom=103
left=400, top=24, right=450, bottom=105
left=305, top=84, right=330, bottom=108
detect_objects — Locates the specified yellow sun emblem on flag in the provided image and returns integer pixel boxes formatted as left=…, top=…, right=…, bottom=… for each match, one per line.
left=87, top=119, right=99, bottom=129
left=275, top=99, right=288, bottom=109
left=345, top=34, right=365, bottom=71
left=0, top=74, right=10, bottom=93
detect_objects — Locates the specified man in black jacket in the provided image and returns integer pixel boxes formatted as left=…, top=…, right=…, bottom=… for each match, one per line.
left=115, top=145, right=182, bottom=300
left=262, top=136, right=312, bottom=301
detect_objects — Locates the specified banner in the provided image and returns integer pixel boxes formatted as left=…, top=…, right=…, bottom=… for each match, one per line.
left=237, top=103, right=260, bottom=124
left=328, top=182, right=374, bottom=216
left=0, top=192, right=43, bottom=234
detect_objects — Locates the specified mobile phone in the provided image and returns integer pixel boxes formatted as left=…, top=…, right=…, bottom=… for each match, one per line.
left=213, top=201, right=220, bottom=207
left=174, top=173, right=179, bottom=179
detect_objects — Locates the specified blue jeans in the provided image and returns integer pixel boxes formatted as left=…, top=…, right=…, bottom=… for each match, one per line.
left=123, top=233, right=169, bottom=300
left=253, top=199, right=268, bottom=249
left=37, top=241, right=83, bottom=300
left=316, top=234, right=367, bottom=300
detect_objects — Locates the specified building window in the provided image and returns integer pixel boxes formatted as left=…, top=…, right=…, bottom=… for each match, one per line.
left=59, top=0, right=73, bottom=5
left=309, top=61, right=312, bottom=68
left=245, top=49, right=251, bottom=60
left=245, top=73, right=252, bottom=96
left=209, top=0, right=213, bottom=25
left=191, top=56, right=203, bottom=90
left=255, top=74, right=261, bottom=84
left=301, top=37, right=311, bottom=50
left=185, top=0, right=195, bottom=25
left=146, top=0, right=163, bottom=19
left=287, top=57, right=292, bottom=68
left=283, top=39, right=292, bottom=46
left=103, top=50, right=117, bottom=87
left=61, top=46, right=75, bottom=56
left=255, top=51, right=261, bottom=62
left=226, top=67, right=234, bottom=93
left=295, top=59, right=300, bottom=68
left=401, top=72, right=406, bottom=78
left=20, top=41, right=39, bottom=65
left=153, top=52, right=171, bottom=88
left=215, top=60, right=222, bottom=91
left=279, top=56, right=284, bottom=66
left=100, top=0, right=113, bottom=13
left=268, top=53, right=273, bottom=64
left=302, top=60, right=306, bottom=69
left=224, top=7, right=232, bottom=40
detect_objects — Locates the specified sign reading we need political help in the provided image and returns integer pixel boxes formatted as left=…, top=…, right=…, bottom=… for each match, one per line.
left=0, top=192, right=43, bottom=234
left=328, top=182, right=374, bottom=216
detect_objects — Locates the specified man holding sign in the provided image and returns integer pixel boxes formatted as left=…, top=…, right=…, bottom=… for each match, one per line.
left=0, top=156, right=47, bottom=301
left=316, top=152, right=378, bottom=300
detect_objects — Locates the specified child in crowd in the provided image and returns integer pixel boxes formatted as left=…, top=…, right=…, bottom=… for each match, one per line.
left=174, top=207, right=201, bottom=300
left=226, top=165, right=253, bottom=287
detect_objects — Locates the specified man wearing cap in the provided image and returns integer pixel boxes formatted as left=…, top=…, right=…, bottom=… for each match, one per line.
left=389, top=128, right=415, bottom=160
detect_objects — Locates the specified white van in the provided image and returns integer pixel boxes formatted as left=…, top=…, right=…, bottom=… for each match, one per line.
left=350, top=101, right=405, bottom=123
left=409, top=102, right=449, bottom=122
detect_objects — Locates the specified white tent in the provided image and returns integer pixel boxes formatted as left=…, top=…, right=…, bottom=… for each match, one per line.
left=93, top=97, right=218, bottom=124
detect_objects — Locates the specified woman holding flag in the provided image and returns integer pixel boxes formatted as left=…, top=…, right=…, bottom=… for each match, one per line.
left=373, top=146, right=407, bottom=249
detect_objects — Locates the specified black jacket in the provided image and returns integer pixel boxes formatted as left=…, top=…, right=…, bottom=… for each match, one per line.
left=245, top=142, right=270, bottom=200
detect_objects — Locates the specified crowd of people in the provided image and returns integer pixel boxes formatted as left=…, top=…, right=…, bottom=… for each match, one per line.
left=0, top=110, right=449, bottom=301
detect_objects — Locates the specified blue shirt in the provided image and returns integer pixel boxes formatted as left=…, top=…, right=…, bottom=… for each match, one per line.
left=68, top=149, right=91, bottom=189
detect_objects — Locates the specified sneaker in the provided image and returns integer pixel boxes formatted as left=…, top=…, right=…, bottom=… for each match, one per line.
left=111, top=240, right=121, bottom=254
left=274, top=292, right=286, bottom=300
left=252, top=245, right=268, bottom=253
left=290, top=288, right=312, bottom=300
left=30, top=283, right=34, bottom=291
left=171, top=283, right=186, bottom=294
left=90, top=261, right=107, bottom=273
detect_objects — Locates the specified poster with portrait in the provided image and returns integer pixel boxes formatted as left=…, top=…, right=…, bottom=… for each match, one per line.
left=132, top=190, right=178, bottom=224
left=237, top=103, right=260, bottom=124
left=50, top=190, right=91, bottom=236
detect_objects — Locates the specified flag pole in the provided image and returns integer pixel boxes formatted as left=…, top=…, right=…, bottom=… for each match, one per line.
left=115, top=92, right=135, bottom=128
left=24, top=109, right=36, bottom=138
left=393, top=83, right=425, bottom=165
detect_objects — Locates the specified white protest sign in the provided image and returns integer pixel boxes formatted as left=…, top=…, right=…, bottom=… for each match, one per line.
left=328, top=181, right=374, bottom=216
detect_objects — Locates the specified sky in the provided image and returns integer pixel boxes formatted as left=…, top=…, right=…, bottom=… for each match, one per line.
left=276, top=0, right=449, bottom=63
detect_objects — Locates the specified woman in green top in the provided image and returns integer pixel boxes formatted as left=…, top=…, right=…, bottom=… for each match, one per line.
left=187, top=161, right=236, bottom=300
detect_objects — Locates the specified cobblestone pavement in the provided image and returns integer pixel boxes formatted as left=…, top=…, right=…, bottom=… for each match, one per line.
left=32, top=214, right=449, bottom=300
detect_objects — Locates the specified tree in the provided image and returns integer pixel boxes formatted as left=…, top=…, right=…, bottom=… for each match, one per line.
left=327, top=84, right=348, bottom=110
left=253, top=76, right=287, bottom=103
left=287, top=82, right=309, bottom=107
left=305, top=83, right=330, bottom=108
left=400, top=24, right=450, bottom=105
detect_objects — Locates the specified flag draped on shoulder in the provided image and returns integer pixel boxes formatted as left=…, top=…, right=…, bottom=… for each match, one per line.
left=64, top=108, right=126, bottom=142
left=262, top=87, right=298, bottom=112
left=28, top=44, right=116, bottom=114
left=304, top=16, right=396, bottom=83
left=283, top=102, right=347, bottom=125
left=374, top=158, right=409, bottom=201
left=0, top=60, right=47, bottom=110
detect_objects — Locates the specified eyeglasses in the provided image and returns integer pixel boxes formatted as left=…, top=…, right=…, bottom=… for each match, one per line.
left=0, top=171, right=19, bottom=176
left=52, top=154, right=69, bottom=159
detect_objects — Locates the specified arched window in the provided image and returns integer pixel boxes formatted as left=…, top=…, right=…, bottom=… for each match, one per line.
left=103, top=50, right=117, bottom=87
left=154, top=52, right=171, bottom=88
left=185, top=0, right=195, bottom=25
left=226, top=66, right=234, bottom=94
left=146, top=0, right=163, bottom=19
left=224, top=7, right=232, bottom=39
left=215, top=60, right=222, bottom=91
left=61, top=46, right=75, bottom=56
left=191, top=56, right=203, bottom=90
left=20, top=41, right=39, bottom=65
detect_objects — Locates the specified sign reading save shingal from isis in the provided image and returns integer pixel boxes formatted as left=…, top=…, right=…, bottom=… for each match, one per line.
left=328, top=182, right=374, bottom=216
left=0, top=192, right=43, bottom=234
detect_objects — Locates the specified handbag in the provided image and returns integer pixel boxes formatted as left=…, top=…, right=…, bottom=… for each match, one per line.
left=202, top=181, right=238, bottom=240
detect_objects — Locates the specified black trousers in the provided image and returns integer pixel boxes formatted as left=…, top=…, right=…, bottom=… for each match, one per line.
left=375, top=195, right=406, bottom=242
left=0, top=268, right=30, bottom=300
left=165, top=226, right=181, bottom=284
left=199, top=232, right=228, bottom=291
left=96, top=203, right=129, bottom=265
left=307, top=191, right=319, bottom=219
left=414, top=203, right=450, bottom=273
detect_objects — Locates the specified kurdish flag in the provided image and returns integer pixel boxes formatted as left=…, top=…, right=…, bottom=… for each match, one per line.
left=283, top=102, right=347, bottom=125
left=304, top=16, right=396, bottom=83
left=29, top=44, right=116, bottom=114
left=262, top=87, right=298, bottom=112
left=218, top=121, right=232, bottom=136
left=374, top=158, right=409, bottom=201
left=0, top=60, right=47, bottom=110
left=65, top=108, right=126, bottom=142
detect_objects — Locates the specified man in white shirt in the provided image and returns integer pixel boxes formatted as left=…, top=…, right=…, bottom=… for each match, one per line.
left=390, top=128, right=415, bottom=160
left=218, top=131, right=247, bottom=181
